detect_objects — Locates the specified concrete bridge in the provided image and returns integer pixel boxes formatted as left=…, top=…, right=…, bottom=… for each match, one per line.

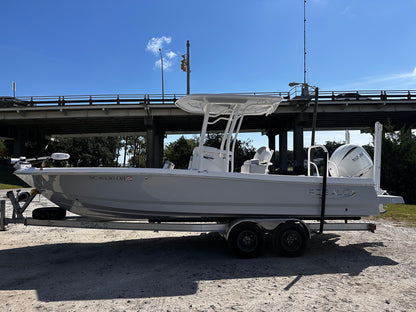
left=1, top=89, right=415, bottom=171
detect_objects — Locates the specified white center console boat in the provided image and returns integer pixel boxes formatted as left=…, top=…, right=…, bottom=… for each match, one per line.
left=14, top=94, right=403, bottom=221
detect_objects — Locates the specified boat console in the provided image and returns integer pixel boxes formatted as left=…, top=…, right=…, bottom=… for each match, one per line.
left=188, top=146, right=229, bottom=172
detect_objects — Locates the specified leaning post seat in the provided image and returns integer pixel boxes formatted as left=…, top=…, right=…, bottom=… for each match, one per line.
left=241, top=146, right=273, bottom=174
left=188, top=146, right=229, bottom=172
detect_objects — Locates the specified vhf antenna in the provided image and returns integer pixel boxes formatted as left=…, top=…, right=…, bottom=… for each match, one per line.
left=303, top=0, right=307, bottom=86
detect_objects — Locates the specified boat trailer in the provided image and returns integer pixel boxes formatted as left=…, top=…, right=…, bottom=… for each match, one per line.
left=1, top=189, right=376, bottom=258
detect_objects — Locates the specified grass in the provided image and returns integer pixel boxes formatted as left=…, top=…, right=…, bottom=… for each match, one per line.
left=367, top=204, right=416, bottom=227
left=0, top=183, right=25, bottom=189
left=0, top=165, right=29, bottom=189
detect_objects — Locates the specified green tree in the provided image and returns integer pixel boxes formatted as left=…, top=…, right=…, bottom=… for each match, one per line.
left=324, top=141, right=344, bottom=155
left=164, top=133, right=256, bottom=171
left=0, top=140, right=9, bottom=158
left=164, top=136, right=199, bottom=169
left=203, top=133, right=256, bottom=171
left=359, top=123, right=416, bottom=204
left=379, top=124, right=416, bottom=204
left=307, top=141, right=344, bottom=161
left=127, top=136, right=146, bottom=167
left=45, top=137, right=119, bottom=167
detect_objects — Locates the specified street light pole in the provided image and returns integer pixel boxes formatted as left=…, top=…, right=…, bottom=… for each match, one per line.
left=159, top=48, right=164, bottom=102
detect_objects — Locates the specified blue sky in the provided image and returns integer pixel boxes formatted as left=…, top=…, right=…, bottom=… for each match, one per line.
left=1, top=0, right=415, bottom=148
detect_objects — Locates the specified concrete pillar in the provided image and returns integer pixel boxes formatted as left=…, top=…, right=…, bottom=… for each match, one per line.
left=278, top=130, right=288, bottom=173
left=293, top=123, right=305, bottom=175
left=267, top=130, right=276, bottom=174
left=145, top=116, right=164, bottom=168
left=12, top=130, right=26, bottom=157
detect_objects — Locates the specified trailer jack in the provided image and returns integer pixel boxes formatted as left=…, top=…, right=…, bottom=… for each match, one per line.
left=6, top=189, right=39, bottom=221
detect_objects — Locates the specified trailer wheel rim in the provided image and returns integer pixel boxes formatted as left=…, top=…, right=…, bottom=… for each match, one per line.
left=236, top=230, right=259, bottom=253
left=281, top=229, right=302, bottom=252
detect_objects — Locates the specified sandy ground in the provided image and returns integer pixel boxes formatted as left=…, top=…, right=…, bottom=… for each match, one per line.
left=0, top=189, right=415, bottom=312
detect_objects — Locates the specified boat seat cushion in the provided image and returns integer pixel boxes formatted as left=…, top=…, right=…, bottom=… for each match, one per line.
left=241, top=146, right=273, bottom=174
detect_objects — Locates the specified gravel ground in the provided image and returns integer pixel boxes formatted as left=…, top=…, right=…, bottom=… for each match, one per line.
left=0, top=189, right=415, bottom=312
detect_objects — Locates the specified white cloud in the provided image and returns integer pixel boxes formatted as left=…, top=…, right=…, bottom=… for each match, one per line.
left=360, top=67, right=416, bottom=86
left=166, top=51, right=177, bottom=59
left=155, top=58, right=173, bottom=71
left=146, top=36, right=178, bottom=71
left=330, top=66, right=416, bottom=90
left=146, top=36, right=172, bottom=55
left=388, top=66, right=416, bottom=80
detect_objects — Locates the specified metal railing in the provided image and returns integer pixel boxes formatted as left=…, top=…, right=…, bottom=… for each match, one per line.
left=288, top=87, right=416, bottom=101
left=1, top=90, right=415, bottom=108
left=2, top=92, right=287, bottom=107
left=13, top=94, right=184, bottom=106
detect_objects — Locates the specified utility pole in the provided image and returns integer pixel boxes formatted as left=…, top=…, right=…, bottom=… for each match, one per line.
left=186, top=40, right=190, bottom=94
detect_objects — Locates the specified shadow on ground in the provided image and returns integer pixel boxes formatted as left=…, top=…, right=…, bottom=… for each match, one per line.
left=0, top=232, right=397, bottom=301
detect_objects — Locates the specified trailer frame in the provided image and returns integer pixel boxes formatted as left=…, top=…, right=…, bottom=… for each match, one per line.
left=1, top=190, right=377, bottom=258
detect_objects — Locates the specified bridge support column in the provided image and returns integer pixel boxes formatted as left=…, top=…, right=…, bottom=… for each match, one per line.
left=12, top=131, right=26, bottom=157
left=266, top=130, right=277, bottom=174
left=293, top=122, right=305, bottom=175
left=278, top=130, right=288, bottom=173
left=145, top=117, right=164, bottom=168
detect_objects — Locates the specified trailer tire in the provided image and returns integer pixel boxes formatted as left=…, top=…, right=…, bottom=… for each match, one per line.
left=33, top=207, right=66, bottom=220
left=228, top=222, right=264, bottom=259
left=273, top=223, right=308, bottom=257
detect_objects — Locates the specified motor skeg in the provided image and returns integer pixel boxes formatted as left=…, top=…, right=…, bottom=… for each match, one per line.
left=328, top=144, right=373, bottom=178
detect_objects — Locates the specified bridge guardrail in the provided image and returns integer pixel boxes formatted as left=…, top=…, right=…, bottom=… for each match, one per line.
left=0, top=90, right=415, bottom=108
left=1, top=92, right=288, bottom=107
left=319, top=90, right=416, bottom=101
left=14, top=94, right=183, bottom=106
left=288, top=87, right=416, bottom=101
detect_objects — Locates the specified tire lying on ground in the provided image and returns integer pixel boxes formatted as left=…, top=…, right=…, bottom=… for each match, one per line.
left=32, top=207, right=67, bottom=220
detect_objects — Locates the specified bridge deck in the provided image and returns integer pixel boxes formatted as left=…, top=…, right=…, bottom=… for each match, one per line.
left=1, top=90, right=415, bottom=137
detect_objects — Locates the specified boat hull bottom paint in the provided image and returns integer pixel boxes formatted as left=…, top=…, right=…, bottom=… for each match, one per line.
left=15, top=167, right=381, bottom=220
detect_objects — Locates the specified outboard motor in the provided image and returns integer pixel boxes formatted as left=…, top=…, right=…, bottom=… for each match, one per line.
left=328, top=144, right=373, bottom=178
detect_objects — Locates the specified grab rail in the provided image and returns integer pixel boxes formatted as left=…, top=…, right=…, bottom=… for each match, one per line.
left=307, top=145, right=329, bottom=177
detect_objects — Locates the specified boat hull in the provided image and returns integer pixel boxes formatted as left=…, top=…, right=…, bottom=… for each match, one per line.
left=15, top=167, right=380, bottom=220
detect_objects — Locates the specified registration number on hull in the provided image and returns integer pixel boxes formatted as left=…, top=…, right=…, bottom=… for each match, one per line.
left=88, top=175, right=133, bottom=182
